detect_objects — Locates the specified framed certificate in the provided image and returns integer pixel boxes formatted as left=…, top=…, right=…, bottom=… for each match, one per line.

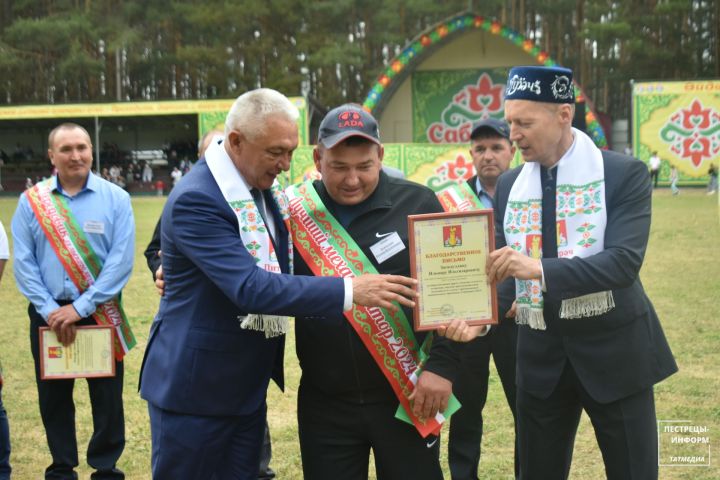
left=39, top=325, right=116, bottom=380
left=408, top=210, right=498, bottom=331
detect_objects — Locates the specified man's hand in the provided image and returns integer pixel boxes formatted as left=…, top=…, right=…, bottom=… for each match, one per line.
left=352, top=274, right=418, bottom=312
left=408, top=371, right=452, bottom=420
left=487, top=246, right=542, bottom=283
left=506, top=301, right=517, bottom=318
left=437, top=319, right=489, bottom=342
left=47, top=305, right=82, bottom=346
left=55, top=324, right=78, bottom=347
left=155, top=264, right=165, bottom=296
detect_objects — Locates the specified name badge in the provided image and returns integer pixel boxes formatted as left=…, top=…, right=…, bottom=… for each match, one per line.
left=83, top=220, right=105, bottom=235
left=369, top=232, right=405, bottom=264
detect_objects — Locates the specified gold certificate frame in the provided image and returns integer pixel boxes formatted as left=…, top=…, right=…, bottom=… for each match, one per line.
left=39, top=325, right=115, bottom=380
left=409, top=210, right=498, bottom=331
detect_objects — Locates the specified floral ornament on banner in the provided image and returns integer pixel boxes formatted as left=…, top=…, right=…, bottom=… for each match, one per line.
left=426, top=73, right=505, bottom=144
left=426, top=154, right=475, bottom=191
left=660, top=99, right=720, bottom=167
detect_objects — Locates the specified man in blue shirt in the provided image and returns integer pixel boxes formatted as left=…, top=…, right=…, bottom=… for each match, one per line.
left=12, top=123, right=134, bottom=480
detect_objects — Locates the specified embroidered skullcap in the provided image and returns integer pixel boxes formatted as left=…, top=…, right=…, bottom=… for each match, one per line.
left=505, top=66, right=575, bottom=104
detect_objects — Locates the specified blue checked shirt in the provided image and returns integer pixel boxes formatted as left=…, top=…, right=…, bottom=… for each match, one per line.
left=12, top=173, right=135, bottom=321
left=475, top=177, right=495, bottom=209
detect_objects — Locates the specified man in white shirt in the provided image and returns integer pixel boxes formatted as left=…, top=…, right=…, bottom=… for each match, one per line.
left=649, top=151, right=661, bottom=188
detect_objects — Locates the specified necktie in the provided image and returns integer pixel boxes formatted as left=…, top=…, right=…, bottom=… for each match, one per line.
left=540, top=166, right=557, bottom=259
left=250, top=188, right=274, bottom=240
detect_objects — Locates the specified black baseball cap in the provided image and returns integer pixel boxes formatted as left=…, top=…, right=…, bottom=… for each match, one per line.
left=470, top=118, right=510, bottom=140
left=318, top=104, right=380, bottom=148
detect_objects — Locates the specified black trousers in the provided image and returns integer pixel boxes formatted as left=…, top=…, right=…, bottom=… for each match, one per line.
left=258, top=421, right=274, bottom=479
left=29, top=304, right=125, bottom=480
left=650, top=169, right=660, bottom=188
left=0, top=384, right=10, bottom=479
left=448, top=322, right=519, bottom=480
left=298, top=382, right=443, bottom=480
left=517, top=362, right=658, bottom=480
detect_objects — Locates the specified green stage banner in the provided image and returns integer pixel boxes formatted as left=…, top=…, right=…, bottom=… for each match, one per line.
left=412, top=69, right=508, bottom=144
left=633, top=80, right=720, bottom=184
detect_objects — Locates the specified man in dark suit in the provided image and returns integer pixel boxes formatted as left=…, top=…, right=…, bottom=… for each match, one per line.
left=448, top=118, right=519, bottom=480
left=486, top=66, right=677, bottom=480
left=145, top=129, right=280, bottom=480
left=139, top=89, right=420, bottom=480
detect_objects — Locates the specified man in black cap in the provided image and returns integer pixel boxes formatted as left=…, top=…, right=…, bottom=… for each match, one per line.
left=289, top=104, right=477, bottom=480
left=445, top=118, right=519, bottom=480
left=486, top=65, right=677, bottom=479
left=465, top=118, right=515, bottom=206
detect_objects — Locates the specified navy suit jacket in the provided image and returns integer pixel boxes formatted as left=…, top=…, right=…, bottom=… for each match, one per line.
left=494, top=150, right=677, bottom=404
left=140, top=158, right=346, bottom=416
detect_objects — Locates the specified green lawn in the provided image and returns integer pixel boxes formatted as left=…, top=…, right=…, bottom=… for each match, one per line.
left=0, top=190, right=718, bottom=479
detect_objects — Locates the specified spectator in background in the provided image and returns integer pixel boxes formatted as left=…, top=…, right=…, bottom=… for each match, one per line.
left=180, top=158, right=191, bottom=175
left=109, top=165, right=120, bottom=184
left=708, top=163, right=718, bottom=194
left=142, top=161, right=153, bottom=183
left=115, top=170, right=126, bottom=189
left=170, top=166, right=182, bottom=188
left=125, top=166, right=134, bottom=187
left=131, top=161, right=141, bottom=183
left=439, top=118, right=519, bottom=479
left=0, top=220, right=11, bottom=480
left=669, top=164, right=679, bottom=196
left=649, top=151, right=661, bottom=188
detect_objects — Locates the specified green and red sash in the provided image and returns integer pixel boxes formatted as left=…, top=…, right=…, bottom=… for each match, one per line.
left=436, top=182, right=484, bottom=212
left=287, top=181, right=451, bottom=437
left=25, top=179, right=135, bottom=361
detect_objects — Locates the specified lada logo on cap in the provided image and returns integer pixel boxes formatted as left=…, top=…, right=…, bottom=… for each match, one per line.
left=338, top=111, right=364, bottom=128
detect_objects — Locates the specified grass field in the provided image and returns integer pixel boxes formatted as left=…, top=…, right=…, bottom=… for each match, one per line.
left=0, top=190, right=718, bottom=479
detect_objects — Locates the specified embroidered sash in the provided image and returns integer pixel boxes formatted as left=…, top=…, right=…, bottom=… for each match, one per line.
left=287, top=181, right=456, bottom=438
left=504, top=128, right=613, bottom=330
left=204, top=140, right=293, bottom=338
left=436, top=182, right=485, bottom=212
left=25, top=179, right=135, bottom=361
